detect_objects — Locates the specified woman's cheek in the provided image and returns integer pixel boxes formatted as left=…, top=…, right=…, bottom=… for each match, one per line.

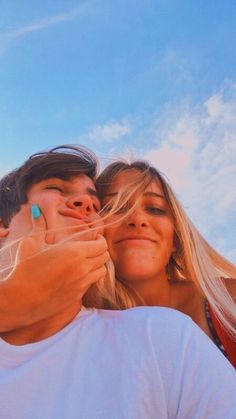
left=103, top=231, right=115, bottom=261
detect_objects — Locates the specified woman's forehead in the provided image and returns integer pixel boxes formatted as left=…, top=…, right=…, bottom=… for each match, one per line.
left=109, top=170, right=163, bottom=194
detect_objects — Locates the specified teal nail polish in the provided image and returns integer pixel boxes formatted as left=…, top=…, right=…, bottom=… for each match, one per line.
left=31, top=204, right=41, bottom=220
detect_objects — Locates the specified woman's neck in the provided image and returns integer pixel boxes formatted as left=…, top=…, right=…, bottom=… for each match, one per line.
left=125, top=273, right=172, bottom=307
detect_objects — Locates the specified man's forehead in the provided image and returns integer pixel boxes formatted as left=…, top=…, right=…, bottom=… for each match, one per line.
left=68, top=174, right=95, bottom=185
left=28, top=175, right=98, bottom=195
left=67, top=175, right=98, bottom=195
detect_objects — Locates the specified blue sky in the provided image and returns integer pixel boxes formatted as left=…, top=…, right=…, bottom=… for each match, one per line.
left=1, top=0, right=236, bottom=262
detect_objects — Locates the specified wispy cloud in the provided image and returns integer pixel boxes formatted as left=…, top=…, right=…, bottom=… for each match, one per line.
left=0, top=2, right=90, bottom=55
left=117, top=81, right=236, bottom=261
left=81, top=119, right=132, bottom=144
left=83, top=82, right=236, bottom=262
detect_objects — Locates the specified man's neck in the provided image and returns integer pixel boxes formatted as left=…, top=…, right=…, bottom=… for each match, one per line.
left=0, top=302, right=82, bottom=345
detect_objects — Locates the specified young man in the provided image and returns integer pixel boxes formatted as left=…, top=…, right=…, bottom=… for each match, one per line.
left=0, top=145, right=110, bottom=331
left=0, top=145, right=235, bottom=419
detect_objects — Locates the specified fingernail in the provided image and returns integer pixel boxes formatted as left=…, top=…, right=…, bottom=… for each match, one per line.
left=31, top=204, right=41, bottom=220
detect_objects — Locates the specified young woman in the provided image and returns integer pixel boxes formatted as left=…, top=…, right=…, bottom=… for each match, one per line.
left=96, top=160, right=236, bottom=367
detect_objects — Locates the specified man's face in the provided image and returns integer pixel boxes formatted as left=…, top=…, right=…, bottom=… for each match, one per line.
left=1, top=174, right=102, bottom=248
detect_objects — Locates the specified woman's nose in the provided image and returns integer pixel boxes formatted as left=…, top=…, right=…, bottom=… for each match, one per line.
left=67, top=194, right=95, bottom=216
left=126, top=209, right=148, bottom=228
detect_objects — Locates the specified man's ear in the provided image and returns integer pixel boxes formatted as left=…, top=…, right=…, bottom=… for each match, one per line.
left=0, top=219, right=10, bottom=239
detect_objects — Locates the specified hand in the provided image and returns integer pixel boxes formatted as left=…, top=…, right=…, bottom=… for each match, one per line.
left=0, top=205, right=109, bottom=332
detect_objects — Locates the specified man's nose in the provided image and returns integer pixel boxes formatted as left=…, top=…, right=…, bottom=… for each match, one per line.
left=66, top=194, right=95, bottom=216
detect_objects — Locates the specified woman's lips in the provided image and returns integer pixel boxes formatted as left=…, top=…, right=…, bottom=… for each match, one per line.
left=116, top=235, right=156, bottom=244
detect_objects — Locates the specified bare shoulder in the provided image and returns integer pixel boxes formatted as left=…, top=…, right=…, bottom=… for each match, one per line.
left=223, top=278, right=236, bottom=300
left=168, top=279, right=203, bottom=309
left=170, top=277, right=236, bottom=298
left=168, top=279, right=207, bottom=325
left=169, top=279, right=197, bottom=298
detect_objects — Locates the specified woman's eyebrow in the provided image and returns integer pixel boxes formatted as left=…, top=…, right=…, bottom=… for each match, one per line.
left=102, top=191, right=165, bottom=200
left=143, top=192, right=165, bottom=200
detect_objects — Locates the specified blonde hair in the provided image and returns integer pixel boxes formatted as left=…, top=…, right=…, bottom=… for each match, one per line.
left=96, top=160, right=236, bottom=340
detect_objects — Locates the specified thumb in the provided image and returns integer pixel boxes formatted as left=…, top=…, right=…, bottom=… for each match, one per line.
left=96, top=233, right=106, bottom=242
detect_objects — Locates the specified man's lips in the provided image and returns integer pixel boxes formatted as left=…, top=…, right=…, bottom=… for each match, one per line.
left=115, top=235, right=156, bottom=243
left=58, top=209, right=104, bottom=236
left=58, top=209, right=92, bottom=223
left=55, top=209, right=101, bottom=241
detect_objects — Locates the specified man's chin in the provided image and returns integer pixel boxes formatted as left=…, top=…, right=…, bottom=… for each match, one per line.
left=53, top=228, right=102, bottom=244
left=70, top=229, right=99, bottom=242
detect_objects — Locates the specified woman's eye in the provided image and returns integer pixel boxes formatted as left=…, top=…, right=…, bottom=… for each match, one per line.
left=101, top=202, right=128, bottom=215
left=116, top=205, right=129, bottom=214
left=112, top=203, right=131, bottom=214
left=146, top=206, right=166, bottom=215
left=93, top=203, right=100, bottom=213
left=101, top=203, right=112, bottom=214
left=45, top=186, right=64, bottom=193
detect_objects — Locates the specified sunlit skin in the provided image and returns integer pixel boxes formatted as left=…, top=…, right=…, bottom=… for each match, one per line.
left=102, top=170, right=176, bottom=306
left=3, top=175, right=102, bottom=248
left=102, top=169, right=217, bottom=339
left=0, top=174, right=107, bottom=344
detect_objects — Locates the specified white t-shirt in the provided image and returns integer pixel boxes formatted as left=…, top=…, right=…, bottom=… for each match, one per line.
left=0, top=307, right=235, bottom=419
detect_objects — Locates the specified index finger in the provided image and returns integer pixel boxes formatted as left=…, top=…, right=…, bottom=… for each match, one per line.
left=76, top=235, right=108, bottom=258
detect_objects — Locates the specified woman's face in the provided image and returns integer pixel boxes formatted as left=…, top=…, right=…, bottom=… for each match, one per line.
left=1, top=174, right=102, bottom=247
left=102, top=170, right=175, bottom=284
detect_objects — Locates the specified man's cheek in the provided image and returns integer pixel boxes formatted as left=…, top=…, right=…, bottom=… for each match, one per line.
left=88, top=214, right=104, bottom=236
left=93, top=219, right=104, bottom=236
left=28, top=197, right=55, bottom=228
left=28, top=195, right=50, bottom=210
left=8, top=207, right=33, bottom=239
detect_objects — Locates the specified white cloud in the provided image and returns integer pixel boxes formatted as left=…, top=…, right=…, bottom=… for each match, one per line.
left=205, top=94, right=224, bottom=122
left=127, top=81, right=236, bottom=261
left=82, top=119, right=132, bottom=144
left=0, top=2, right=90, bottom=55
left=78, top=81, right=236, bottom=261
left=0, top=170, right=8, bottom=178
